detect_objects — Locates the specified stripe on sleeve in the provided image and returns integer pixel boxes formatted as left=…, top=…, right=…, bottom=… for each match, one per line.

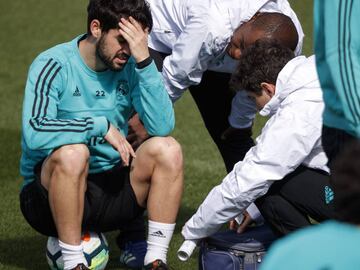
left=35, top=61, right=59, bottom=119
left=344, top=0, right=360, bottom=123
left=338, top=0, right=360, bottom=123
left=30, top=59, right=95, bottom=133
left=29, top=120, right=94, bottom=133
left=42, top=65, right=62, bottom=117
left=31, top=58, right=53, bottom=117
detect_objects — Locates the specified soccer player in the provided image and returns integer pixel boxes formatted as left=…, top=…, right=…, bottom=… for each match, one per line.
left=314, top=0, right=360, bottom=167
left=261, top=141, right=360, bottom=270
left=128, top=0, right=304, bottom=173
left=19, top=1, right=183, bottom=269
left=181, top=40, right=335, bottom=243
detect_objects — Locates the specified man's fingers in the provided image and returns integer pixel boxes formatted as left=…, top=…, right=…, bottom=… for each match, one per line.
left=105, top=123, right=135, bottom=165
left=125, top=140, right=136, bottom=158
left=118, top=145, right=129, bottom=166
left=119, top=18, right=138, bottom=38
left=122, top=17, right=138, bottom=32
left=229, top=220, right=237, bottom=230
left=236, top=223, right=246, bottom=234
left=237, top=216, right=253, bottom=234
left=129, top=16, right=143, bottom=31
left=119, top=30, right=132, bottom=46
left=119, top=26, right=133, bottom=42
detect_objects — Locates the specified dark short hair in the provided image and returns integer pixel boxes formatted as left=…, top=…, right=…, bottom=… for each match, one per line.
left=251, top=12, right=299, bottom=51
left=87, top=0, right=153, bottom=34
left=332, top=140, right=360, bottom=224
left=230, top=40, right=294, bottom=95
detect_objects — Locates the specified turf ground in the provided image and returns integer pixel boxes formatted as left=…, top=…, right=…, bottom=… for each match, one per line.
left=0, top=1, right=313, bottom=269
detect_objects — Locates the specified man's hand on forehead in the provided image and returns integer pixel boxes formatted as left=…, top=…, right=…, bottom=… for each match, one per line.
left=118, top=16, right=150, bottom=63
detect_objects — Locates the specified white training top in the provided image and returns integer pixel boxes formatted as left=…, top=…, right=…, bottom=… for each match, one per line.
left=148, top=0, right=304, bottom=127
left=181, top=55, right=329, bottom=240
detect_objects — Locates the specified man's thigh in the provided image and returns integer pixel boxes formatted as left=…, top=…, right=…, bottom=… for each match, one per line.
left=20, top=162, right=58, bottom=236
left=20, top=162, right=145, bottom=236
left=278, top=166, right=335, bottom=221
left=261, top=166, right=335, bottom=221
left=256, top=166, right=336, bottom=235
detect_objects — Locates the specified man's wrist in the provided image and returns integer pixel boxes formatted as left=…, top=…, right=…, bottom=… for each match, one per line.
left=136, top=56, right=152, bottom=69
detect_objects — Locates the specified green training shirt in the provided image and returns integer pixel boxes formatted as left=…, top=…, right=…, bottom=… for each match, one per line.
left=20, top=34, right=174, bottom=186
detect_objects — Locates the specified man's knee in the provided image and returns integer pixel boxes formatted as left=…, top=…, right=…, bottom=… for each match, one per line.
left=49, top=144, right=90, bottom=176
left=153, top=137, right=182, bottom=168
left=143, top=137, right=183, bottom=171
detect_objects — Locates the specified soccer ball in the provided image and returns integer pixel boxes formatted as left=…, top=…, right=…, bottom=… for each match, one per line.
left=46, top=231, right=109, bottom=270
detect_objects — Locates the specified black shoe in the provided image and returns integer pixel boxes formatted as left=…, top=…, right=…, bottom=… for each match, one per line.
left=143, top=259, right=169, bottom=270
left=71, top=263, right=89, bottom=270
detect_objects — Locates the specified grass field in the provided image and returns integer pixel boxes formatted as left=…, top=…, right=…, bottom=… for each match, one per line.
left=0, top=1, right=313, bottom=269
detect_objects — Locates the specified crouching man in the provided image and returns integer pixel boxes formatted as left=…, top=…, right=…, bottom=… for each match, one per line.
left=19, top=1, right=183, bottom=269
left=182, top=40, right=335, bottom=244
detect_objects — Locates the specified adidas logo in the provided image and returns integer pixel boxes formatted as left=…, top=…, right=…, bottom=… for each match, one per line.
left=73, top=87, right=81, bottom=97
left=150, top=230, right=166, bottom=238
left=325, top=186, right=334, bottom=204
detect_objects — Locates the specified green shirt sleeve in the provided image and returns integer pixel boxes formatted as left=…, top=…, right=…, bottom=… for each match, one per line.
left=22, top=56, right=108, bottom=150
left=130, top=60, right=175, bottom=136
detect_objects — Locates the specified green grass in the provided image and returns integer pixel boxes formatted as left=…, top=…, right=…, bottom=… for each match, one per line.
left=0, top=1, right=313, bottom=269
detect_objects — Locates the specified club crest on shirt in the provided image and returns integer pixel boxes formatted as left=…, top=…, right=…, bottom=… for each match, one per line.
left=116, top=79, right=130, bottom=97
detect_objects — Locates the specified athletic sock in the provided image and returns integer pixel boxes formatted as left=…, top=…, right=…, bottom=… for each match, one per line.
left=59, top=240, right=88, bottom=270
left=144, top=220, right=175, bottom=265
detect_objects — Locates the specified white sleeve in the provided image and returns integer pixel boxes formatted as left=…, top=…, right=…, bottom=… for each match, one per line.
left=246, top=203, right=263, bottom=224
left=161, top=7, right=214, bottom=101
left=228, top=91, right=257, bottom=128
left=182, top=106, right=320, bottom=240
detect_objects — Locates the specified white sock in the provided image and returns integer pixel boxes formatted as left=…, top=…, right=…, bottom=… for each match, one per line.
left=144, top=220, right=175, bottom=265
left=58, top=240, right=88, bottom=270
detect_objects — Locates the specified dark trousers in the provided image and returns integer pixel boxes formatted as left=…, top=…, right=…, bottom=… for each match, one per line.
left=321, top=125, right=357, bottom=169
left=149, top=48, right=254, bottom=172
left=189, top=71, right=254, bottom=172
left=255, top=166, right=336, bottom=236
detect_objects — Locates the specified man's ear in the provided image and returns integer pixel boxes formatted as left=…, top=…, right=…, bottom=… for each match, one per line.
left=89, top=19, right=102, bottom=38
left=260, top=82, right=276, bottom=98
